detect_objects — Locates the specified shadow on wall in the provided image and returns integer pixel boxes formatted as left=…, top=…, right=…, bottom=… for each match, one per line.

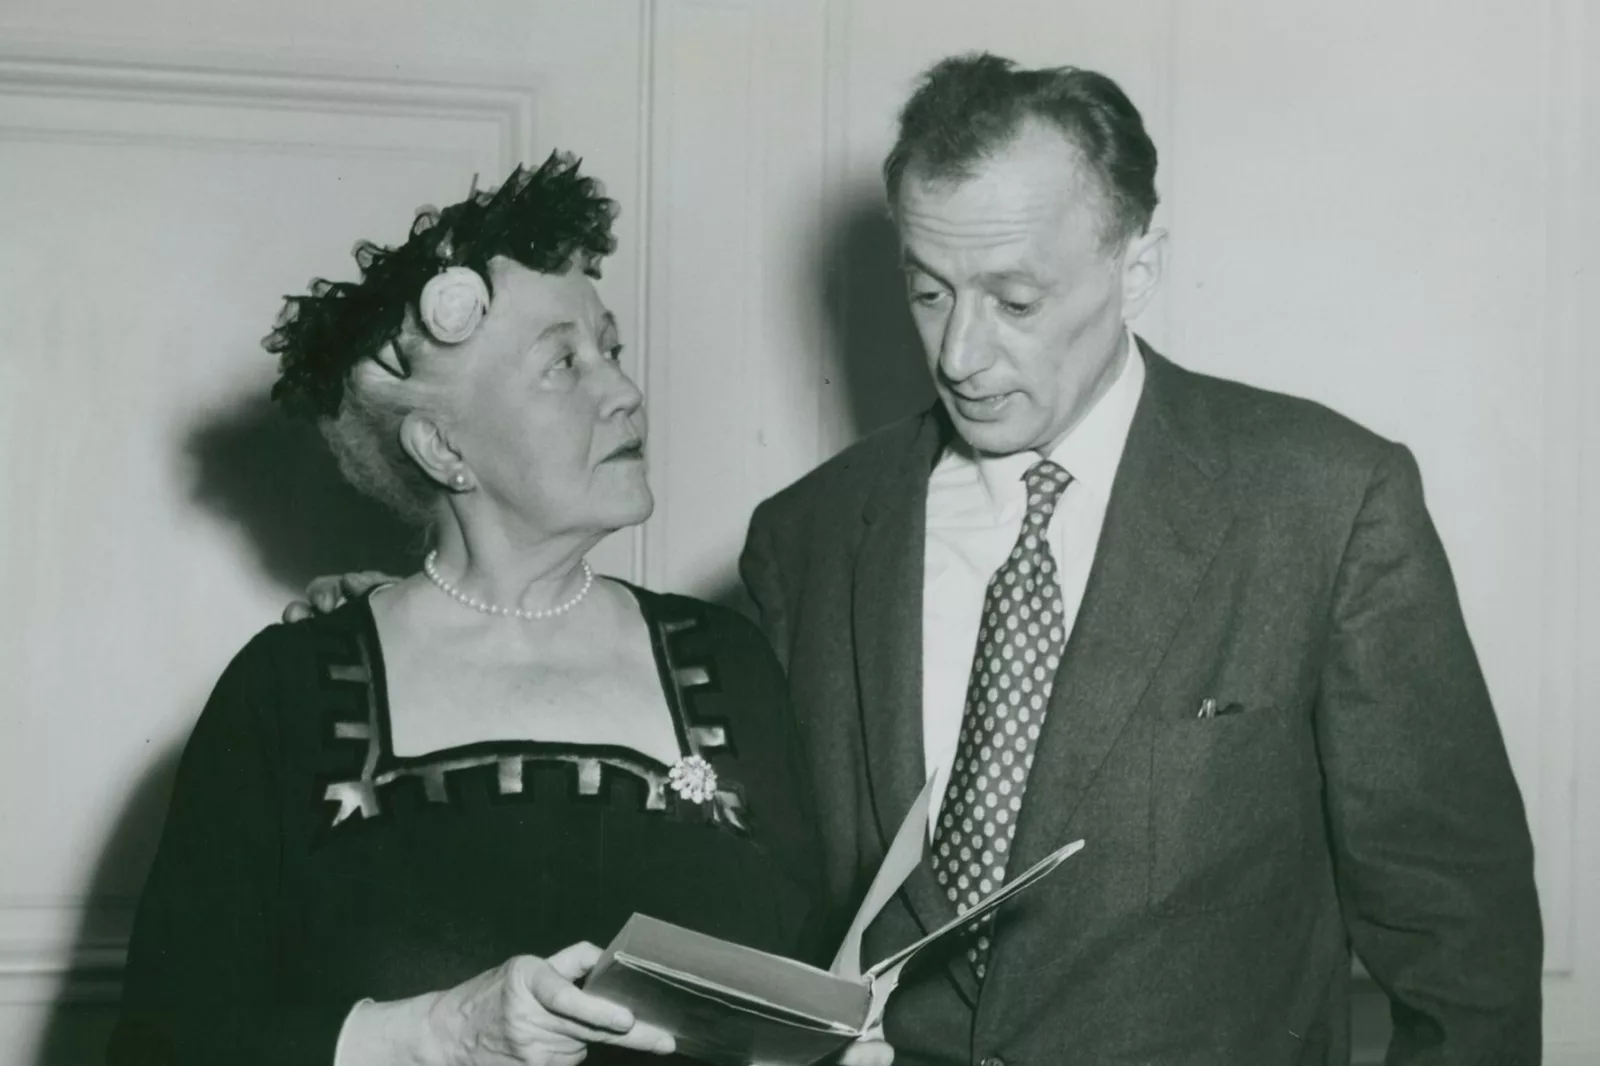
left=691, top=182, right=929, bottom=616
left=183, top=393, right=424, bottom=589
left=31, top=394, right=424, bottom=1064
left=31, top=743, right=183, bottom=1066
left=815, top=183, right=934, bottom=446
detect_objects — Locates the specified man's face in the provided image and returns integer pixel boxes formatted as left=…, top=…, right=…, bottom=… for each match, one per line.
left=896, top=121, right=1148, bottom=457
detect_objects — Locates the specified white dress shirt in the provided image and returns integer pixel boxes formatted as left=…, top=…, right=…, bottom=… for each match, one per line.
left=922, top=332, right=1147, bottom=831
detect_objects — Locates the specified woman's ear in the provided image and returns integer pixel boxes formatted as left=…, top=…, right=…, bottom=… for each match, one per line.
left=399, top=412, right=472, bottom=492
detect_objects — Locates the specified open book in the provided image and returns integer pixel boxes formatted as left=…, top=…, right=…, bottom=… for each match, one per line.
left=584, top=773, right=1085, bottom=1066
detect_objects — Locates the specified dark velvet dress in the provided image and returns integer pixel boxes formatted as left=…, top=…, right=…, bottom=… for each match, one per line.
left=109, top=586, right=826, bottom=1065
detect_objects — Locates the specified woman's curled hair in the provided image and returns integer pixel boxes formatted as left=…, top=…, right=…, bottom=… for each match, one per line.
left=264, top=150, right=620, bottom=420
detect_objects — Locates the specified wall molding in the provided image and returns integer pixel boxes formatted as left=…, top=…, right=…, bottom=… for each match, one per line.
left=1533, top=0, right=1586, bottom=979
left=632, top=0, right=658, bottom=585
left=0, top=901, right=130, bottom=1005
left=0, top=54, right=535, bottom=162
left=640, top=0, right=767, bottom=595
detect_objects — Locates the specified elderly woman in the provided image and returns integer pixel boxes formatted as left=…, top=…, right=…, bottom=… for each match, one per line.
left=111, top=153, right=883, bottom=1066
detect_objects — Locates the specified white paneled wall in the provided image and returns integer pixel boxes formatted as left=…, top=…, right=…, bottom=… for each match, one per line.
left=0, top=53, right=514, bottom=982
left=0, top=4, right=649, bottom=1060
left=0, top=2, right=1593, bottom=1062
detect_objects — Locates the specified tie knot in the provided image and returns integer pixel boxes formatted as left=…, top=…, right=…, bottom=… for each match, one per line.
left=1021, top=459, right=1072, bottom=523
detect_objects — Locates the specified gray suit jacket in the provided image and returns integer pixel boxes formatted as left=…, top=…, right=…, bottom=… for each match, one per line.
left=739, top=344, right=1542, bottom=1064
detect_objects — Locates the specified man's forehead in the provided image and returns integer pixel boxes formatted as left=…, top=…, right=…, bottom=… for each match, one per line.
left=897, top=179, right=1061, bottom=242
left=896, top=185, right=1106, bottom=274
left=897, top=127, right=1103, bottom=246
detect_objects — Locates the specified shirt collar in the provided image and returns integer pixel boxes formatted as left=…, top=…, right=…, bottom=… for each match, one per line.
left=968, top=327, right=1147, bottom=513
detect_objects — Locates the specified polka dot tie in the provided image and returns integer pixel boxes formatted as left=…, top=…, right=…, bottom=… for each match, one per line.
left=930, top=458, right=1072, bottom=980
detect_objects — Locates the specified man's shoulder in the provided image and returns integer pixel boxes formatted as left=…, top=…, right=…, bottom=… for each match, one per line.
left=1157, top=356, right=1396, bottom=475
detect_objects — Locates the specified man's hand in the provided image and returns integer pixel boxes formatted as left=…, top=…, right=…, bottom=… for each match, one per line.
left=282, top=570, right=399, bottom=623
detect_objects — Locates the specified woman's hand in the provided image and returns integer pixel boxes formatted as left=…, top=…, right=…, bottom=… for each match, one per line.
left=435, top=943, right=675, bottom=1065
left=343, top=942, right=674, bottom=1066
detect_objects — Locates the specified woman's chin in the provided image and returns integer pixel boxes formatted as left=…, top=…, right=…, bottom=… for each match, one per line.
left=601, top=484, right=655, bottom=530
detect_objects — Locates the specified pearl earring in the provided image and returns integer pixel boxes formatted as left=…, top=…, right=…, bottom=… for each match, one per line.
left=450, top=472, right=469, bottom=490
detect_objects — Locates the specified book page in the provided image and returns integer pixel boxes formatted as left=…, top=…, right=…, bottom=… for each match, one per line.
left=830, top=771, right=942, bottom=980
left=863, top=837, right=1085, bottom=981
left=610, top=954, right=860, bottom=1034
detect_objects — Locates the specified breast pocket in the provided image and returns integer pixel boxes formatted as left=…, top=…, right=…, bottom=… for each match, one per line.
left=1148, top=705, right=1320, bottom=914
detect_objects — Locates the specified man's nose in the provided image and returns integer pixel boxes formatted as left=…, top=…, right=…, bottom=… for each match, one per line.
left=938, top=298, right=994, bottom=383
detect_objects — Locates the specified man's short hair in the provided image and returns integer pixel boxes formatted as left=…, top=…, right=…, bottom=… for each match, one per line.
left=884, top=52, right=1159, bottom=248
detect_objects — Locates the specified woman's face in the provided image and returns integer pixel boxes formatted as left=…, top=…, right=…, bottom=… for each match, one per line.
left=438, top=258, right=651, bottom=540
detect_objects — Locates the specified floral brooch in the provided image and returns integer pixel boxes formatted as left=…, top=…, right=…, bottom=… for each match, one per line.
left=667, top=754, right=718, bottom=803
left=667, top=755, right=747, bottom=833
left=419, top=266, right=490, bottom=344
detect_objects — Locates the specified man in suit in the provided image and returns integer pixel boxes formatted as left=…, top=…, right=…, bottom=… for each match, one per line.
left=737, top=53, right=1542, bottom=1063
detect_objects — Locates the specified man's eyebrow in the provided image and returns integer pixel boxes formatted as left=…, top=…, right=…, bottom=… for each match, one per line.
left=977, top=269, right=1045, bottom=286
left=900, top=254, right=1042, bottom=287
left=900, top=250, right=947, bottom=282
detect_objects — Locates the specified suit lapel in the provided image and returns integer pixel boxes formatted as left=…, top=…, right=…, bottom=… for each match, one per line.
left=852, top=409, right=944, bottom=847
left=851, top=410, right=976, bottom=997
left=1009, top=347, right=1238, bottom=872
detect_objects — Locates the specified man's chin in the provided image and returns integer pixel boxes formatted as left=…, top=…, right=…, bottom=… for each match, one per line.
left=948, top=413, right=1040, bottom=458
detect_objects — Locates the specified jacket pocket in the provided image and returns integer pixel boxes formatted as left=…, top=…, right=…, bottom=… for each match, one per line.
left=1148, top=705, right=1319, bottom=914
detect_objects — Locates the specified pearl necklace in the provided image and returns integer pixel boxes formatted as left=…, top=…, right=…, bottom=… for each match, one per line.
left=422, top=550, right=594, bottom=620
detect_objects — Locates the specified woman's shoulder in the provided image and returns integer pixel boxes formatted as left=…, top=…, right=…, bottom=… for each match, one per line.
left=624, top=583, right=768, bottom=650
left=170, top=600, right=372, bottom=781
left=621, top=582, right=786, bottom=701
left=224, top=596, right=375, bottom=676
left=198, top=598, right=378, bottom=746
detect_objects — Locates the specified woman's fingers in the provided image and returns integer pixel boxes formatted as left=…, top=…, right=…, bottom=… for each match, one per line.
left=520, top=1013, right=673, bottom=1055
left=545, top=941, right=603, bottom=981
left=527, top=971, right=631, bottom=1033
left=589, top=1017, right=675, bottom=1055
left=510, top=952, right=675, bottom=1055
left=516, top=954, right=632, bottom=1033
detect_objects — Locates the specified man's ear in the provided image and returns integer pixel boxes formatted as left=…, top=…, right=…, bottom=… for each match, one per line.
left=399, top=412, right=469, bottom=491
left=1119, top=226, right=1167, bottom=320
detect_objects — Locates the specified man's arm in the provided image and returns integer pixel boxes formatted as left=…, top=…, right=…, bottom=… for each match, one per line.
left=737, top=501, right=792, bottom=669
left=1316, top=442, right=1542, bottom=1063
